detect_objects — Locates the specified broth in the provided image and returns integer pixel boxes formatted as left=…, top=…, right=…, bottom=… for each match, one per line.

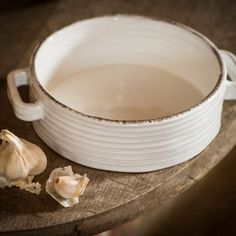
left=47, top=64, right=204, bottom=120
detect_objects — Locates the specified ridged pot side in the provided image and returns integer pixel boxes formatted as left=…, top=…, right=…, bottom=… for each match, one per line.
left=30, top=69, right=226, bottom=172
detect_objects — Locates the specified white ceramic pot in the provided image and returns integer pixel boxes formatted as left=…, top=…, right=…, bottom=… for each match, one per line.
left=7, top=16, right=236, bottom=172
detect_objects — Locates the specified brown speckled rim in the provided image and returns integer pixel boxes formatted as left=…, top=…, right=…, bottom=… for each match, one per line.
left=29, top=15, right=226, bottom=124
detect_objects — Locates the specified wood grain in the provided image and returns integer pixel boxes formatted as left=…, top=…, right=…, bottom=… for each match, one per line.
left=0, top=0, right=235, bottom=235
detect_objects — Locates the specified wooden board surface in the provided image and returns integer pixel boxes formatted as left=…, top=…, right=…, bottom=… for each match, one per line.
left=0, top=0, right=236, bottom=235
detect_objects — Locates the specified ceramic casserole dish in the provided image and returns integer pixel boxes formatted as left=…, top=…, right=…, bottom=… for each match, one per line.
left=7, top=15, right=236, bottom=172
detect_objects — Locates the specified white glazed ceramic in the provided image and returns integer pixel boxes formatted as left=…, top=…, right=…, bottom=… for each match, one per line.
left=7, top=16, right=236, bottom=172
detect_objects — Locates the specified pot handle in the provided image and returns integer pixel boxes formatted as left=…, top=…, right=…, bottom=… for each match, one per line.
left=220, top=50, right=236, bottom=100
left=7, top=68, right=43, bottom=121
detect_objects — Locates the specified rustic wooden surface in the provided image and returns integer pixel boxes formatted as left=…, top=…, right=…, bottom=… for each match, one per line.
left=0, top=0, right=236, bottom=235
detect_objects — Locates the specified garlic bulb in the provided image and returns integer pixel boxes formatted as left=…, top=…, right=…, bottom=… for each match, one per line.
left=0, top=129, right=47, bottom=194
left=46, top=166, right=89, bottom=207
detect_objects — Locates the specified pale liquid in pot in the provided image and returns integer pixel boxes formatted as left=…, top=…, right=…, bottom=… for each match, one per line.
left=47, top=64, right=204, bottom=120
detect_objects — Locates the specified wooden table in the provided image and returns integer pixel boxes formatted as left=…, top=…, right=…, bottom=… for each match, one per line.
left=0, top=0, right=236, bottom=235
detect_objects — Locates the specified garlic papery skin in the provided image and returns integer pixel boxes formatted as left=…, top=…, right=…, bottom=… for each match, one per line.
left=0, top=129, right=47, bottom=194
left=46, top=166, right=89, bottom=207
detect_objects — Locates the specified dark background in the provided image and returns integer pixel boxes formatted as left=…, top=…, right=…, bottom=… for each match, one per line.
left=0, top=1, right=236, bottom=235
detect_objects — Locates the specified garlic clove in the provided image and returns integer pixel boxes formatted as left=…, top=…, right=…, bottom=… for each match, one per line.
left=0, top=129, right=47, bottom=194
left=0, top=141, right=11, bottom=177
left=46, top=166, right=89, bottom=207
left=5, top=147, right=30, bottom=181
left=20, top=138, right=47, bottom=176
left=54, top=174, right=89, bottom=199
